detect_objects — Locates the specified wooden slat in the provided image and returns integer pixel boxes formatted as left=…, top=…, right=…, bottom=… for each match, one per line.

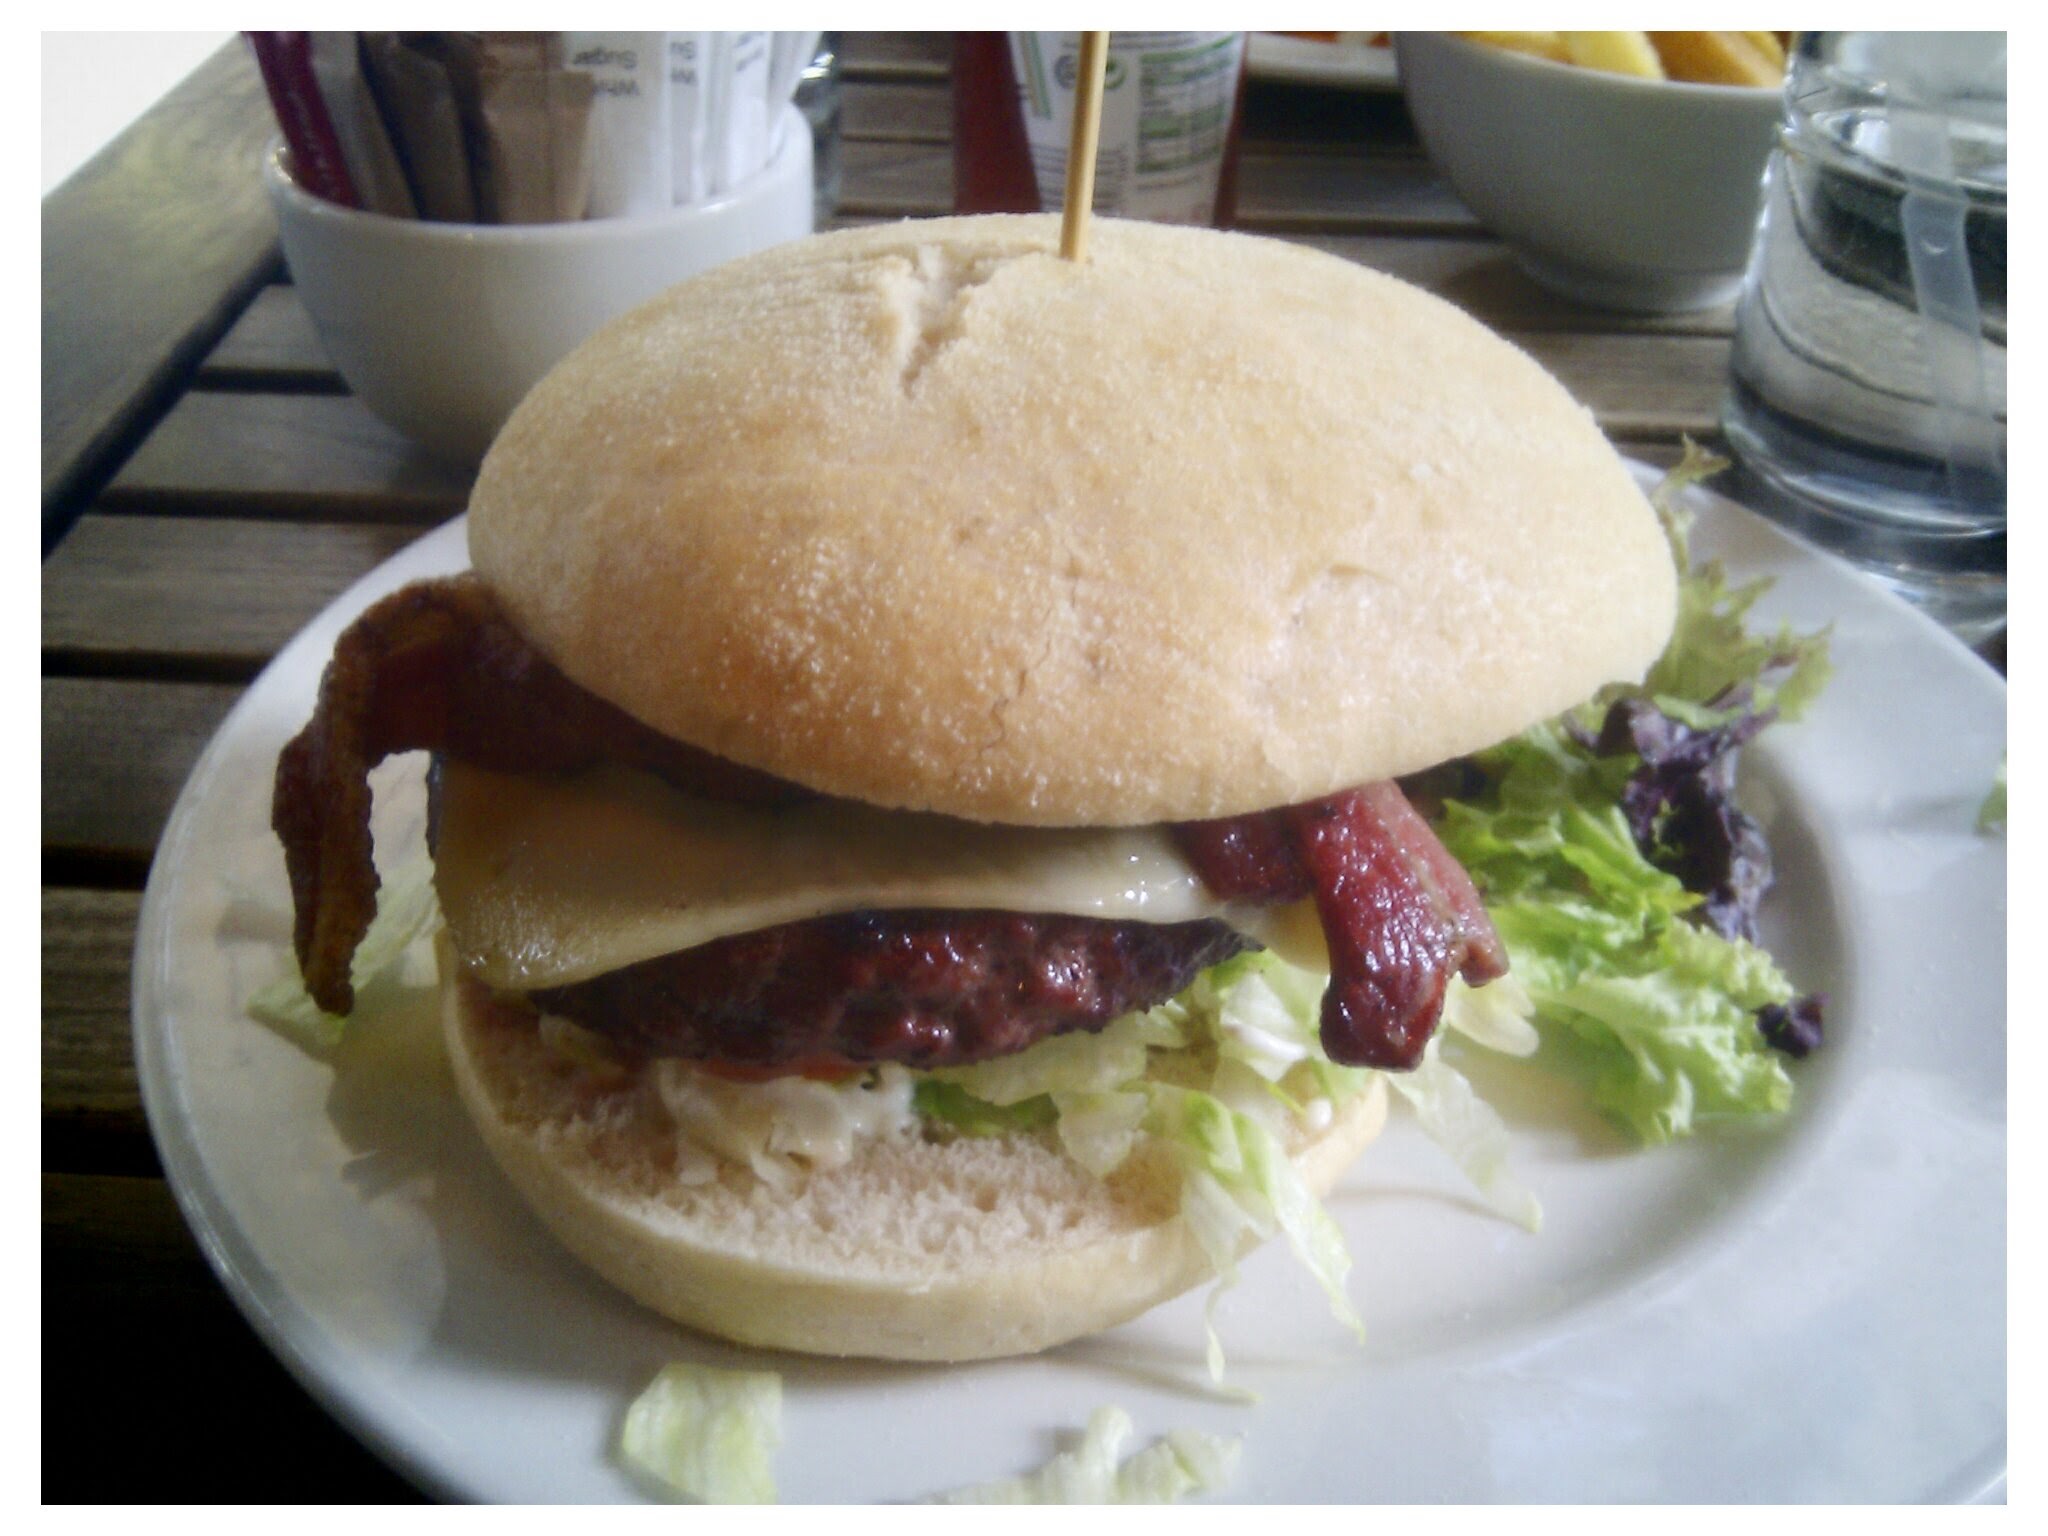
left=840, top=31, right=950, bottom=79
left=1513, top=331, right=1733, bottom=440
left=99, top=392, right=473, bottom=520
left=839, top=40, right=1427, bottom=156
left=1235, top=147, right=1476, bottom=233
left=42, top=680, right=244, bottom=876
left=43, top=1172, right=426, bottom=1500
left=42, top=890, right=153, bottom=1173
left=197, top=283, right=338, bottom=388
left=42, top=42, right=280, bottom=533
left=43, top=516, right=429, bottom=676
left=1292, top=232, right=1736, bottom=338
left=842, top=76, right=953, bottom=143
left=1608, top=439, right=1691, bottom=472
left=839, top=136, right=953, bottom=217
left=837, top=138, right=1477, bottom=236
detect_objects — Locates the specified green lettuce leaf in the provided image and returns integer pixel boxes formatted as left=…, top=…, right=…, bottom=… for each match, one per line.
left=1442, top=772, right=1796, bottom=1142
left=932, top=1406, right=1240, bottom=1504
left=246, top=853, right=441, bottom=1050
left=925, top=1007, right=1183, bottom=1105
left=1436, top=456, right=1823, bottom=1144
left=1642, top=442, right=1832, bottom=725
left=620, top=1362, right=782, bottom=1504
left=1979, top=751, right=2007, bottom=833
left=912, top=1079, right=1057, bottom=1136
left=1384, top=1038, right=1541, bottom=1230
left=909, top=949, right=1545, bottom=1372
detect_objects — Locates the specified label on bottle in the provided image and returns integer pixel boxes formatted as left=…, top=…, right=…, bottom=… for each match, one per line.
left=1006, top=31, right=1245, bottom=225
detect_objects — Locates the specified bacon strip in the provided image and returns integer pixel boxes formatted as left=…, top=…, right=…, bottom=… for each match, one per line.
left=1168, top=811, right=1304, bottom=903
left=273, top=576, right=801, bottom=1014
left=1174, top=783, right=1506, bottom=1070
left=275, top=576, right=1506, bottom=1074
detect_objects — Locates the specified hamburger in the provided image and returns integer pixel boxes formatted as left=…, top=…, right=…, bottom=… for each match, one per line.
left=271, top=214, right=1676, bottom=1362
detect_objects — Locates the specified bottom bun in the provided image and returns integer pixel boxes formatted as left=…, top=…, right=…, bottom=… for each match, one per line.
left=441, top=961, right=1389, bottom=1362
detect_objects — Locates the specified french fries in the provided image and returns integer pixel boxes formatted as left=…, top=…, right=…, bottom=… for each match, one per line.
left=1562, top=31, right=1666, bottom=79
left=1647, top=31, right=1785, bottom=86
left=1459, top=30, right=1570, bottom=63
left=1455, top=29, right=1789, bottom=86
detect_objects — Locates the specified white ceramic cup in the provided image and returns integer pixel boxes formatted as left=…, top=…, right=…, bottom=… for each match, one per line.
left=265, top=105, right=815, bottom=464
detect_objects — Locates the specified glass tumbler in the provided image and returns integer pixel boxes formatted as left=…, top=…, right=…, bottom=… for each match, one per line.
left=1721, top=32, right=2006, bottom=644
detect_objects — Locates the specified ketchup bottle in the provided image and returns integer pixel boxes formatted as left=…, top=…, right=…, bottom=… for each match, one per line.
left=953, top=34, right=1041, bottom=213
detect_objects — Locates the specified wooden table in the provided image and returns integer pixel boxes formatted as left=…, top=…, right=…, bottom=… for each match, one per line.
left=38, top=34, right=1993, bottom=1502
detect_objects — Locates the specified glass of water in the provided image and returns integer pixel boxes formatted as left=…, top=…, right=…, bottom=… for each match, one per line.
left=1721, top=32, right=2006, bottom=645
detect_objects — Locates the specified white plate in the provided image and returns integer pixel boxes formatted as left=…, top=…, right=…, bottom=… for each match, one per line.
left=1246, top=33, right=1401, bottom=91
left=133, top=467, right=2006, bottom=1502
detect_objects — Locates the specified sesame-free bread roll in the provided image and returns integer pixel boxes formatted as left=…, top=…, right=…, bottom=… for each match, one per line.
left=442, top=970, right=1390, bottom=1361
left=467, top=214, right=1675, bottom=826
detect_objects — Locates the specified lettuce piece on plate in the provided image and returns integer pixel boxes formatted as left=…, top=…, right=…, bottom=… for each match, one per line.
left=1978, top=750, right=2007, bottom=833
left=1430, top=447, right=1829, bottom=1143
left=1384, top=1030, right=1541, bottom=1231
left=1439, top=722, right=1798, bottom=1143
left=1643, top=442, right=1832, bottom=727
left=912, top=949, right=1542, bottom=1378
left=620, top=1362, right=782, bottom=1504
left=932, top=1406, right=1241, bottom=1504
left=1149, top=1074, right=1365, bottom=1381
left=246, top=852, right=441, bottom=1050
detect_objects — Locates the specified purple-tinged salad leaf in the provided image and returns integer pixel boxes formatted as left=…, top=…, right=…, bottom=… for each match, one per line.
left=1756, top=994, right=1826, bottom=1058
left=1430, top=445, right=1831, bottom=1143
left=1584, top=693, right=1775, bottom=944
left=1435, top=724, right=1796, bottom=1142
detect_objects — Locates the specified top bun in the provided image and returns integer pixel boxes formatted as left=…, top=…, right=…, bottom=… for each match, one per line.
left=468, top=214, right=1675, bottom=826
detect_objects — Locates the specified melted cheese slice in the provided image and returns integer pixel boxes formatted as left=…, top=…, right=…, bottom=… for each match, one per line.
left=434, top=762, right=1328, bottom=991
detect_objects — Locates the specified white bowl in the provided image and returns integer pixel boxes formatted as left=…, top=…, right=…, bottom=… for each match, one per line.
left=1395, top=32, right=1780, bottom=313
left=264, top=106, right=814, bottom=464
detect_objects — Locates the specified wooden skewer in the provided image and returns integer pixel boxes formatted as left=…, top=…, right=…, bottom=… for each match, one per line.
left=1060, top=31, right=1111, bottom=262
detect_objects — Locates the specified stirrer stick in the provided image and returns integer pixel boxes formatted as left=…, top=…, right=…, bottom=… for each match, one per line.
left=1060, top=32, right=1110, bottom=262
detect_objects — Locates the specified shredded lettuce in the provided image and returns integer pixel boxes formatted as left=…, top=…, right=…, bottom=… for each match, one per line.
left=920, top=992, right=1399, bottom=1368
left=1441, top=970, right=1540, bottom=1057
left=912, top=1078, right=1057, bottom=1136
left=620, top=1362, right=782, bottom=1504
left=1979, top=751, right=2007, bottom=833
left=1384, top=1036, right=1541, bottom=1230
left=931, top=1406, right=1240, bottom=1504
left=620, top=1382, right=1232, bottom=1505
left=651, top=1062, right=918, bottom=1194
left=246, top=853, right=441, bottom=1050
left=1148, top=1075, right=1364, bottom=1380
left=915, top=949, right=1535, bottom=1378
left=1048, top=1087, right=1151, bottom=1176
left=926, top=1007, right=1184, bottom=1105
